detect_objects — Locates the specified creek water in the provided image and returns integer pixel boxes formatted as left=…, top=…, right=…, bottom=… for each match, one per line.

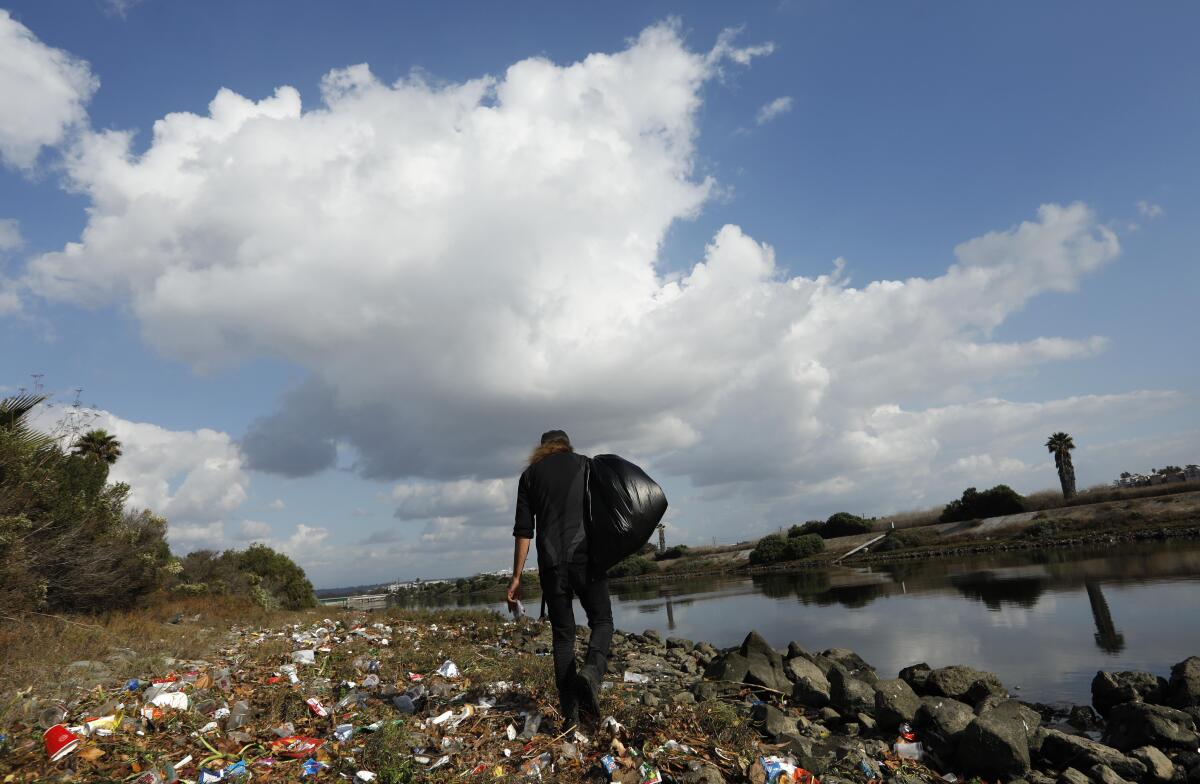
left=458, top=539, right=1200, bottom=706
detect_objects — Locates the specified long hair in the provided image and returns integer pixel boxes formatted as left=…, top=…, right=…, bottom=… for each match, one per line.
left=528, top=438, right=573, bottom=465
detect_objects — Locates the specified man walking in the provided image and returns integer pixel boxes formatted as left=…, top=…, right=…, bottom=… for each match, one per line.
left=507, top=429, right=612, bottom=729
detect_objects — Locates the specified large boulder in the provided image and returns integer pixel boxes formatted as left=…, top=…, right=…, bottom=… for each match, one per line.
left=978, top=699, right=1043, bottom=742
left=750, top=702, right=797, bottom=739
left=1169, top=657, right=1200, bottom=709
left=1059, top=769, right=1092, bottom=784
left=1092, top=670, right=1168, bottom=716
left=1038, top=729, right=1147, bottom=781
left=787, top=656, right=831, bottom=708
left=955, top=714, right=1031, bottom=779
left=704, top=652, right=749, bottom=684
left=1090, top=765, right=1133, bottom=784
left=1130, top=745, right=1177, bottom=784
left=822, top=648, right=875, bottom=677
left=928, top=665, right=1006, bottom=703
left=1103, top=702, right=1199, bottom=751
left=916, top=696, right=976, bottom=744
left=828, top=665, right=876, bottom=715
left=899, top=662, right=933, bottom=694
left=874, top=678, right=921, bottom=731
left=740, top=631, right=791, bottom=693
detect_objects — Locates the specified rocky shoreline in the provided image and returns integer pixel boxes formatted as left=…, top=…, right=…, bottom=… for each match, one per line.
left=5, top=608, right=1197, bottom=783
left=594, top=622, right=1200, bottom=783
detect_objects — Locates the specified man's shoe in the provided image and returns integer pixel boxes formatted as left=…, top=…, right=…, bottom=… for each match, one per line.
left=574, top=666, right=601, bottom=719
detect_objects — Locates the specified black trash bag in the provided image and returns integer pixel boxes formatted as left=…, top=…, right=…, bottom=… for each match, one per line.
left=585, top=454, right=668, bottom=571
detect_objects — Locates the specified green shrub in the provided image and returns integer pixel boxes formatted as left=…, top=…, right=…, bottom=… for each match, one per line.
left=788, top=521, right=824, bottom=538
left=752, top=532, right=825, bottom=565
left=874, top=528, right=934, bottom=553
left=784, top=534, right=825, bottom=559
left=1, top=398, right=174, bottom=614
left=655, top=545, right=689, bottom=561
left=940, top=485, right=1026, bottom=524
left=822, top=512, right=873, bottom=538
left=607, top=555, right=656, bottom=578
left=749, top=534, right=788, bottom=565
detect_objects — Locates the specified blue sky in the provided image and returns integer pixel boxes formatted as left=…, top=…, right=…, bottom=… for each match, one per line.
left=1, top=1, right=1196, bottom=587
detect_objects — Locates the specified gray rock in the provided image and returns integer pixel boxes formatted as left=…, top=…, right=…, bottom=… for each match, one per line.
left=819, top=707, right=840, bottom=722
left=679, top=765, right=725, bottom=784
left=856, top=712, right=877, bottom=732
left=1103, top=701, right=1199, bottom=751
left=642, top=692, right=660, bottom=707
left=787, top=641, right=811, bottom=659
left=787, top=656, right=831, bottom=708
left=1027, top=772, right=1056, bottom=784
left=704, top=652, right=749, bottom=684
left=874, top=678, right=920, bottom=730
left=671, top=691, right=696, bottom=705
left=978, top=698, right=1042, bottom=741
left=917, top=695, right=976, bottom=743
left=1131, top=745, right=1176, bottom=784
left=1092, top=670, right=1168, bottom=716
left=1090, top=764, right=1132, bottom=784
left=1169, top=657, right=1200, bottom=709
left=928, top=665, right=1007, bottom=703
left=1058, top=768, right=1090, bottom=784
left=751, top=702, right=797, bottom=738
left=643, top=629, right=663, bottom=644
left=822, top=648, right=874, bottom=674
left=1067, top=705, right=1102, bottom=732
left=956, top=714, right=1031, bottom=778
left=898, top=662, right=933, bottom=694
left=666, top=636, right=694, bottom=651
left=843, top=722, right=860, bottom=736
left=1039, top=729, right=1147, bottom=780
left=740, top=631, right=791, bottom=692
left=828, top=665, right=876, bottom=715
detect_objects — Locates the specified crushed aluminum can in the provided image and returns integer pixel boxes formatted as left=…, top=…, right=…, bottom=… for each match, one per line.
left=436, top=660, right=459, bottom=678
left=305, top=697, right=328, bottom=717
left=899, top=721, right=917, bottom=742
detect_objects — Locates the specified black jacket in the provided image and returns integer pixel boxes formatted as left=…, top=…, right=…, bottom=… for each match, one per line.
left=514, top=451, right=589, bottom=571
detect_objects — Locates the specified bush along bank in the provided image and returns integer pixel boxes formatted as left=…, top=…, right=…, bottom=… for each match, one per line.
left=5, top=608, right=1199, bottom=783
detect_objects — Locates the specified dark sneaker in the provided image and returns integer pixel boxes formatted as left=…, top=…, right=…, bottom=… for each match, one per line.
left=574, top=666, right=601, bottom=719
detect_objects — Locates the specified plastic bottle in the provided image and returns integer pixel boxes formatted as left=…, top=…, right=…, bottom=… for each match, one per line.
left=227, top=700, right=250, bottom=730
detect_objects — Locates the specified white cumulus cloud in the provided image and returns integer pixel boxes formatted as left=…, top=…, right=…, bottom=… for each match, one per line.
left=236, top=519, right=273, bottom=541
left=0, top=10, right=97, bottom=170
left=15, top=21, right=1167, bottom=562
left=756, top=95, right=793, bottom=125
left=31, top=404, right=250, bottom=550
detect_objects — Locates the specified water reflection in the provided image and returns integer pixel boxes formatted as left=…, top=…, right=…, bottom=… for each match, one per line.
left=1085, top=581, right=1125, bottom=655
left=446, top=539, right=1200, bottom=704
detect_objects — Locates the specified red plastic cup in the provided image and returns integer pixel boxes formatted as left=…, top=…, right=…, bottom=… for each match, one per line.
left=43, top=723, right=80, bottom=761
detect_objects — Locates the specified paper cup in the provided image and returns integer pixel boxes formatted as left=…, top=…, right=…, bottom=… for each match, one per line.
left=43, top=724, right=79, bottom=761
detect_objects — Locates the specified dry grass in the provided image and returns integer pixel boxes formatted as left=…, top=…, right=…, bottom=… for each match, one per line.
left=0, top=595, right=319, bottom=725
left=1024, top=480, right=1200, bottom=511
left=875, top=505, right=943, bottom=531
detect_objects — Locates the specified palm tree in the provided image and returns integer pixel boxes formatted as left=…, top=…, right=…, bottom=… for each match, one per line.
left=1045, top=431, right=1076, bottom=499
left=0, top=393, right=53, bottom=450
left=73, top=429, right=123, bottom=464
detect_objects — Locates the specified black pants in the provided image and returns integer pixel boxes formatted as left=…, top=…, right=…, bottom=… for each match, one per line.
left=541, top=562, right=613, bottom=717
